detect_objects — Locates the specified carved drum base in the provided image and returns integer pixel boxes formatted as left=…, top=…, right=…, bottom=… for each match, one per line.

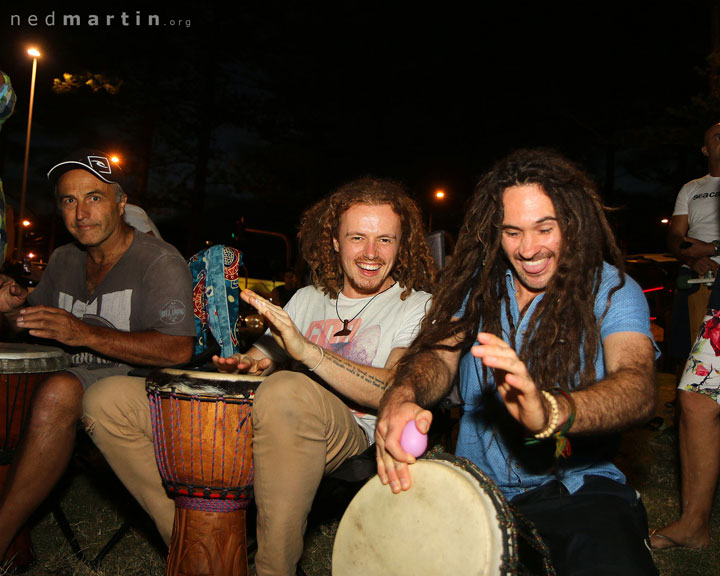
left=166, top=508, right=248, bottom=576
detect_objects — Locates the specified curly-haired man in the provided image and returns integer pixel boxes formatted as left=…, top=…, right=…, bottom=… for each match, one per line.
left=83, top=176, right=435, bottom=575
left=376, top=149, right=659, bottom=575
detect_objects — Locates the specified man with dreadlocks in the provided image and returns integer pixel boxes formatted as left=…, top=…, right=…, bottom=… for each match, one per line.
left=376, top=149, right=659, bottom=575
left=83, top=176, right=435, bottom=576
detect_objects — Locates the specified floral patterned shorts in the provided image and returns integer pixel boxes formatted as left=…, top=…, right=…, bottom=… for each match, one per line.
left=679, top=309, right=720, bottom=402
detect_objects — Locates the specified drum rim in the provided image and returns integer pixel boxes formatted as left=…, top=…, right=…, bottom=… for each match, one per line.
left=146, top=368, right=263, bottom=401
left=0, top=343, right=70, bottom=373
left=153, top=368, right=264, bottom=382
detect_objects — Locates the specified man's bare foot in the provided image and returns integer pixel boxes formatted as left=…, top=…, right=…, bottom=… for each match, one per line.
left=649, top=526, right=709, bottom=551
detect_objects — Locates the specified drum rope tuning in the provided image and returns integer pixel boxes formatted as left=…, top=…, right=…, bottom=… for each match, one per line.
left=146, top=369, right=262, bottom=576
left=148, top=388, right=255, bottom=511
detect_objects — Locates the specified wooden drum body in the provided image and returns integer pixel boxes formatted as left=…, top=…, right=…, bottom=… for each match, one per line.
left=0, top=342, right=68, bottom=569
left=147, top=368, right=262, bottom=576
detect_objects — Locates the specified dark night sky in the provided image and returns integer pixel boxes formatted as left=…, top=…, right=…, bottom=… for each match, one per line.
left=0, top=1, right=717, bottom=273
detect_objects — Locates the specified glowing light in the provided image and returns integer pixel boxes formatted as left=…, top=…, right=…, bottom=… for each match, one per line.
left=27, top=48, right=41, bottom=58
left=435, top=189, right=445, bottom=200
left=22, top=220, right=31, bottom=227
left=26, top=252, right=36, bottom=259
left=642, top=286, right=665, bottom=293
left=110, top=155, right=120, bottom=164
left=660, top=218, right=669, bottom=224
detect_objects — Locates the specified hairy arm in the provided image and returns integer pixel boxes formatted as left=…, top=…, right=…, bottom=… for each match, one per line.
left=17, top=305, right=194, bottom=366
left=474, top=330, right=656, bottom=436
left=557, top=331, right=657, bottom=433
left=375, top=330, right=464, bottom=492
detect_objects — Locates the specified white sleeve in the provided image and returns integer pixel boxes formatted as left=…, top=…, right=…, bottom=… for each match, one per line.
left=390, top=293, right=432, bottom=349
left=672, top=182, right=692, bottom=217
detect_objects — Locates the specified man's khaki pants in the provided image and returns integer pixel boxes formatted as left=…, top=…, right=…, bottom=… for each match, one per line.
left=82, top=371, right=368, bottom=576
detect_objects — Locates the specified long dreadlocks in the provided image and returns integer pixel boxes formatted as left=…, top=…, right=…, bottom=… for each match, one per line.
left=396, top=148, right=625, bottom=392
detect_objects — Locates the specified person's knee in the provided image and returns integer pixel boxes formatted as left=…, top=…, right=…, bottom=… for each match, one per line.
left=31, top=372, right=83, bottom=425
left=678, top=389, right=720, bottom=418
left=254, top=371, right=318, bottom=426
left=82, top=376, right=146, bottom=436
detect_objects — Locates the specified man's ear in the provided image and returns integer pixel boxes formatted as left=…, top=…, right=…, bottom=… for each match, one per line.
left=702, top=145, right=710, bottom=158
left=333, top=238, right=339, bottom=252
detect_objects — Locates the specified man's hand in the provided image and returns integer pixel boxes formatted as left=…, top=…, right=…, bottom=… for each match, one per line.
left=16, top=305, right=89, bottom=346
left=376, top=386, right=433, bottom=493
left=471, top=332, right=547, bottom=433
left=0, top=275, right=27, bottom=313
left=241, top=289, right=313, bottom=363
left=212, top=353, right=271, bottom=375
left=679, top=237, right=719, bottom=276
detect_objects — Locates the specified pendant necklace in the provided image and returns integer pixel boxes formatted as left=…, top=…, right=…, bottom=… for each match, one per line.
left=334, top=282, right=396, bottom=337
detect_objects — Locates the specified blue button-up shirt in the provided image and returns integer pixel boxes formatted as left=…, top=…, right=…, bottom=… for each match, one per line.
left=455, top=262, right=657, bottom=500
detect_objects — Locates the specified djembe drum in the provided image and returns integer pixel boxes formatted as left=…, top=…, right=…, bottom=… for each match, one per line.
left=332, top=451, right=555, bottom=576
left=0, top=342, right=69, bottom=569
left=147, top=368, right=262, bottom=576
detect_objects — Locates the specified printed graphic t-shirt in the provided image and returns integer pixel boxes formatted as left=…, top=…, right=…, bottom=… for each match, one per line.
left=253, top=283, right=431, bottom=441
left=28, top=231, right=196, bottom=369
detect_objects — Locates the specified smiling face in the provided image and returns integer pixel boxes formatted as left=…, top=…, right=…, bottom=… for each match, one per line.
left=332, top=203, right=402, bottom=299
left=57, top=169, right=127, bottom=250
left=501, top=183, right=562, bottom=309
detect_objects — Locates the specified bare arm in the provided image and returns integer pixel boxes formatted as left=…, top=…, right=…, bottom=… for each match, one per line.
left=473, top=330, right=657, bottom=435
left=559, top=331, right=657, bottom=433
left=16, top=305, right=194, bottom=366
left=239, top=288, right=403, bottom=407
left=302, top=344, right=406, bottom=408
left=668, top=214, right=718, bottom=275
left=0, top=275, right=28, bottom=330
left=375, top=331, right=463, bottom=492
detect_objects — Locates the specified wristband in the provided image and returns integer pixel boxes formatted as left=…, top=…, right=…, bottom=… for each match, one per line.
left=308, top=346, right=324, bottom=372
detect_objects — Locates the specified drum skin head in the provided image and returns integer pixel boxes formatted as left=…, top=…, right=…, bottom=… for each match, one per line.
left=147, top=368, right=263, bottom=397
left=332, top=459, right=504, bottom=575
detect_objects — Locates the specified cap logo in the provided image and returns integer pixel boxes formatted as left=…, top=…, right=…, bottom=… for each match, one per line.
left=87, top=155, right=112, bottom=175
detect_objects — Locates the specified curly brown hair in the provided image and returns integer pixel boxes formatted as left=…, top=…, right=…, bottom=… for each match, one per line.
left=397, top=148, right=626, bottom=392
left=297, top=177, right=436, bottom=300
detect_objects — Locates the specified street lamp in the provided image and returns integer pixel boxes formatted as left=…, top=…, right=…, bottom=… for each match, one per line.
left=18, top=47, right=40, bottom=259
left=428, top=188, right=446, bottom=232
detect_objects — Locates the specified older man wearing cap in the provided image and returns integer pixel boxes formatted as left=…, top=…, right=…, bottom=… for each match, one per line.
left=0, top=149, right=195, bottom=559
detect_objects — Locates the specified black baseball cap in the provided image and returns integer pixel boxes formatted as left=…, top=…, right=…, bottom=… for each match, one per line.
left=47, top=149, right=125, bottom=187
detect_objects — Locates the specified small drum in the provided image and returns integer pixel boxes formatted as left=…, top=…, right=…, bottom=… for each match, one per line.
left=332, top=452, right=554, bottom=576
left=147, top=368, right=263, bottom=576
left=0, top=342, right=69, bottom=569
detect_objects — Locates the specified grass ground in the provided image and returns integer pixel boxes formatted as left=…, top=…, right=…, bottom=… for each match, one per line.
left=1, top=372, right=718, bottom=576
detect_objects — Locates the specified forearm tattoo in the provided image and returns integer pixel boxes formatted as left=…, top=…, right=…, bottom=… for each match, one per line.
left=327, top=351, right=389, bottom=391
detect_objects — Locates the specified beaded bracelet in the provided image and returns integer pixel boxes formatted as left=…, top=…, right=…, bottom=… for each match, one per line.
left=533, top=390, right=560, bottom=439
left=524, top=388, right=576, bottom=460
